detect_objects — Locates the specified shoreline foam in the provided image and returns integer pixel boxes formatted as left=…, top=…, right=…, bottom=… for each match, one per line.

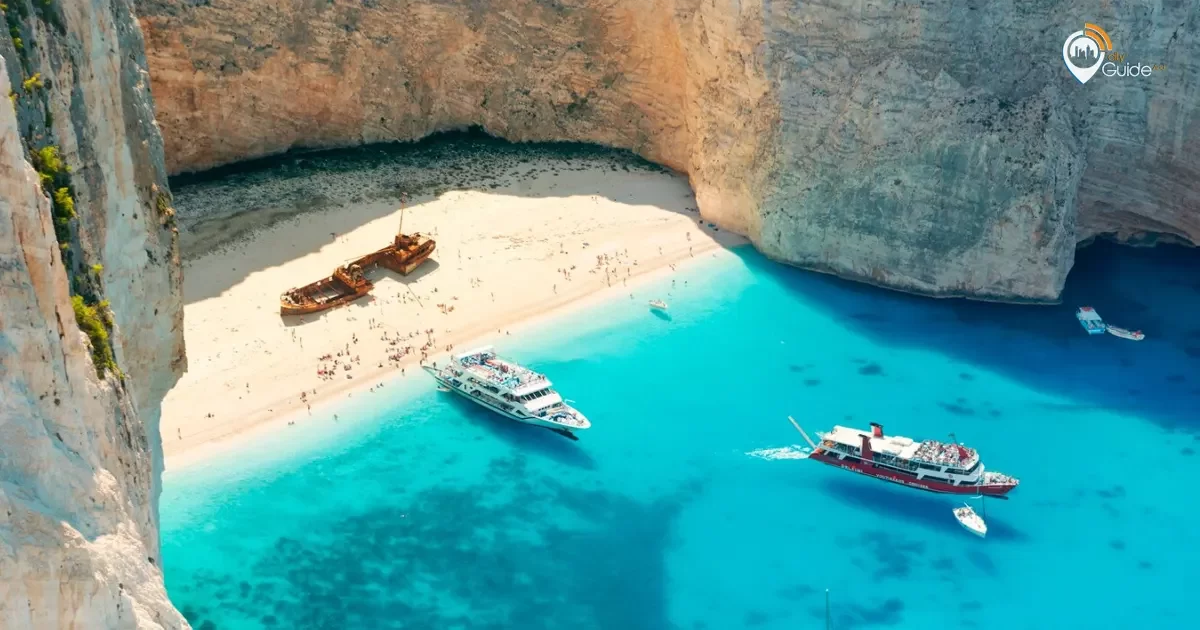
left=163, top=155, right=745, bottom=470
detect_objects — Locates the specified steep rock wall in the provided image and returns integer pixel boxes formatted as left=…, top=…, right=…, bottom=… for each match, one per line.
left=138, top=0, right=1199, bottom=302
left=0, top=0, right=186, bottom=627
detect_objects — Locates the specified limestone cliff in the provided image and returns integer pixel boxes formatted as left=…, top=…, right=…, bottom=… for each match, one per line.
left=0, top=0, right=186, bottom=628
left=138, top=0, right=1199, bottom=301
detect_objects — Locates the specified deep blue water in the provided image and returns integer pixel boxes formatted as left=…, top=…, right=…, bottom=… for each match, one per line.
left=161, top=241, right=1199, bottom=630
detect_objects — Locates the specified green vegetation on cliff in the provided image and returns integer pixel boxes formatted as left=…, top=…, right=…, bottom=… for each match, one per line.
left=71, top=295, right=117, bottom=378
left=32, top=145, right=76, bottom=247
left=21, top=72, right=41, bottom=92
left=28, top=141, right=120, bottom=378
left=2, top=0, right=30, bottom=72
left=154, top=185, right=177, bottom=227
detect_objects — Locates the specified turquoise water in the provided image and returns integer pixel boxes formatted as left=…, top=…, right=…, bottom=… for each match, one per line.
left=162, top=242, right=1198, bottom=630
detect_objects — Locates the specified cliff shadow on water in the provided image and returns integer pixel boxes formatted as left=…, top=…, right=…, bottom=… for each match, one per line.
left=754, top=239, right=1200, bottom=434
left=169, top=128, right=703, bottom=303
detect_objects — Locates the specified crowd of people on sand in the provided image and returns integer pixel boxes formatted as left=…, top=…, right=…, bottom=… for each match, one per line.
left=207, top=229, right=703, bottom=433
left=592, top=248, right=641, bottom=288
left=317, top=349, right=361, bottom=381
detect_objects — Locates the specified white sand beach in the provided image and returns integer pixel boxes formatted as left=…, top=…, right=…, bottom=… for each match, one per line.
left=161, top=154, right=745, bottom=466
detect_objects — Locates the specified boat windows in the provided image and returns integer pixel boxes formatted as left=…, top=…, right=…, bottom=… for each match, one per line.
left=516, top=389, right=552, bottom=402
left=878, top=456, right=912, bottom=470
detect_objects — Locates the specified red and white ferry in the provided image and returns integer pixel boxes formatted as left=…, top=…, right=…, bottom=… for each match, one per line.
left=788, top=418, right=1019, bottom=498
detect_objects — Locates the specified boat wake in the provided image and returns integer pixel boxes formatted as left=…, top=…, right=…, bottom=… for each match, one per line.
left=746, top=445, right=811, bottom=461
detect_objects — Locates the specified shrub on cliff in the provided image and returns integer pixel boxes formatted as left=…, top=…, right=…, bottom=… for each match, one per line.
left=54, top=186, right=75, bottom=218
left=32, top=146, right=77, bottom=244
left=71, top=295, right=116, bottom=377
left=34, top=145, right=64, bottom=174
left=22, top=72, right=43, bottom=92
left=154, top=186, right=177, bottom=228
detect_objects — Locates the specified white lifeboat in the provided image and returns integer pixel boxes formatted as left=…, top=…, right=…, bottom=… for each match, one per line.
left=954, top=504, right=987, bottom=538
left=1105, top=325, right=1145, bottom=341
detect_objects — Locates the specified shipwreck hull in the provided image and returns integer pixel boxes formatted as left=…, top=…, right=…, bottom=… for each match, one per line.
left=383, top=240, right=436, bottom=275
left=279, top=233, right=435, bottom=316
left=280, top=287, right=372, bottom=315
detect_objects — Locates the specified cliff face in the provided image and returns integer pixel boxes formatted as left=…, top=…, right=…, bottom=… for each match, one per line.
left=138, top=0, right=1199, bottom=301
left=0, top=0, right=186, bottom=628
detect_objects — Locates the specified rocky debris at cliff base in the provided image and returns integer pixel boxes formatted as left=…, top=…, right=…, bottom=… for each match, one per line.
left=170, top=132, right=665, bottom=259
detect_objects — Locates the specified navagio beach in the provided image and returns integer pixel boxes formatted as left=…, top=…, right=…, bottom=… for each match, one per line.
left=159, top=138, right=1199, bottom=630
left=161, top=141, right=745, bottom=466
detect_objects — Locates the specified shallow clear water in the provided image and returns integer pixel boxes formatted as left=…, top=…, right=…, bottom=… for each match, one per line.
left=162, top=242, right=1199, bottom=630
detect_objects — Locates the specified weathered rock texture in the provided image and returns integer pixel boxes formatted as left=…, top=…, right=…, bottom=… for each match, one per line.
left=0, top=0, right=186, bottom=628
left=138, top=0, right=1200, bottom=301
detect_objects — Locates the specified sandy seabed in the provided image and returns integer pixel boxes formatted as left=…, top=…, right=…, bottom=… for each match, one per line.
left=162, top=143, right=745, bottom=468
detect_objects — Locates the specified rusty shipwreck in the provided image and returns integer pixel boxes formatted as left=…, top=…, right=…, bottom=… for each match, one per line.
left=280, top=229, right=436, bottom=316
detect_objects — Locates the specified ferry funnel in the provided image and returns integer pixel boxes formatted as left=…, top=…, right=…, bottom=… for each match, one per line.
left=870, top=422, right=883, bottom=438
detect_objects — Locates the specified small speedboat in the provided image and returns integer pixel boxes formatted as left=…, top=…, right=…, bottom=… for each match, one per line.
left=649, top=299, right=668, bottom=311
left=1106, top=325, right=1145, bottom=341
left=953, top=504, right=987, bottom=538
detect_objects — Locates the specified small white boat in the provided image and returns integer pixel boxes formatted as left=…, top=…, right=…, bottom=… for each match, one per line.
left=1076, top=306, right=1106, bottom=335
left=649, top=299, right=668, bottom=311
left=1106, top=325, right=1145, bottom=341
left=953, top=504, right=987, bottom=538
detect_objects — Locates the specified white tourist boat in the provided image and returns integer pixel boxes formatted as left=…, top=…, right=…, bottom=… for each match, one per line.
left=423, top=346, right=591, bottom=439
left=953, top=504, right=987, bottom=538
left=1105, top=325, right=1145, bottom=341
left=649, top=299, right=668, bottom=311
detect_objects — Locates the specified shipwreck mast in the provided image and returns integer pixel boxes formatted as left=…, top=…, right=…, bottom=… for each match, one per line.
left=398, top=193, right=408, bottom=235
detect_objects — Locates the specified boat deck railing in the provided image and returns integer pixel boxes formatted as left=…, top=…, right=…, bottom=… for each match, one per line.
left=538, top=404, right=588, bottom=427
left=458, top=356, right=547, bottom=390
left=982, top=471, right=1018, bottom=485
